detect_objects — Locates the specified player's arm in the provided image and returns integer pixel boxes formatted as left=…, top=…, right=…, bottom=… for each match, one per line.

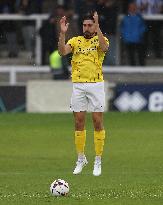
left=58, top=16, right=72, bottom=56
left=93, top=12, right=109, bottom=52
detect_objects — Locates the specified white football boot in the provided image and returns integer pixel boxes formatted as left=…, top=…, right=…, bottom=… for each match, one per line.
left=73, top=155, right=88, bottom=175
left=93, top=156, right=101, bottom=176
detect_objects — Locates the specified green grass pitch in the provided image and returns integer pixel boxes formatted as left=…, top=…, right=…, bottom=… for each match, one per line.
left=0, top=112, right=163, bottom=205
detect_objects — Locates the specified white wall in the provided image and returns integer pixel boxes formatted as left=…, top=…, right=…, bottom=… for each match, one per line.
left=27, top=80, right=109, bottom=113
left=27, top=80, right=72, bottom=112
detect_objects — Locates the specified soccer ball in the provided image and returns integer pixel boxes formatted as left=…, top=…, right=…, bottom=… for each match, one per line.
left=50, top=179, right=69, bottom=196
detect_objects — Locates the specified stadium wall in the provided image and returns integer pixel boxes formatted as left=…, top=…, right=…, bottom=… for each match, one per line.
left=26, top=81, right=110, bottom=113
left=0, top=66, right=163, bottom=113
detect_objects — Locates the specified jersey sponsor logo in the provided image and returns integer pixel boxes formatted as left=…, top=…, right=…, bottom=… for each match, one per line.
left=75, top=46, right=97, bottom=54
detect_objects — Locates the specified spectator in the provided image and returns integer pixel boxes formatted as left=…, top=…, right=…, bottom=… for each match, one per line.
left=54, top=5, right=79, bottom=40
left=65, top=7, right=79, bottom=40
left=54, top=5, right=79, bottom=66
left=0, top=0, right=19, bottom=58
left=39, top=14, right=58, bottom=65
left=136, top=0, right=163, bottom=58
left=121, top=0, right=130, bottom=13
left=57, top=0, right=74, bottom=9
left=49, top=50, right=69, bottom=80
left=136, top=0, right=162, bottom=14
left=18, top=0, right=44, bottom=58
left=96, top=0, right=118, bottom=65
left=120, top=2, right=146, bottom=66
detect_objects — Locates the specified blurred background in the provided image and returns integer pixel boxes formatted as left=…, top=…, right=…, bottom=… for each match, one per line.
left=0, top=0, right=163, bottom=113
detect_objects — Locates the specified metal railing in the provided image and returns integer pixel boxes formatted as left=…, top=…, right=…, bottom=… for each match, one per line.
left=0, top=65, right=163, bottom=85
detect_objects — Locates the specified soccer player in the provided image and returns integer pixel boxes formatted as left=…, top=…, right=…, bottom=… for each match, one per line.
left=58, top=12, right=109, bottom=176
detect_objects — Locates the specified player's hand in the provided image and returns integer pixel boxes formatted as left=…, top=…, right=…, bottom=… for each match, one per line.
left=60, top=16, right=69, bottom=34
left=93, top=11, right=100, bottom=30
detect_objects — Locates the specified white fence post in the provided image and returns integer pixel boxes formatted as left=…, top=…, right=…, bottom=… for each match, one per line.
left=35, top=17, right=42, bottom=66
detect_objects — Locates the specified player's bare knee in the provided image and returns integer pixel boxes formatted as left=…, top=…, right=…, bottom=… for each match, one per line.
left=75, top=118, right=85, bottom=130
left=93, top=119, right=103, bottom=131
left=94, top=124, right=103, bottom=131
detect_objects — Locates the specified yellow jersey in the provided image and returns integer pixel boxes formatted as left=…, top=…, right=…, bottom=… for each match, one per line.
left=67, top=35, right=109, bottom=82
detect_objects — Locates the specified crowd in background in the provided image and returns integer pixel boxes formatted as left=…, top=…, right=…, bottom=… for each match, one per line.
left=0, top=0, right=163, bottom=68
left=121, top=0, right=163, bottom=66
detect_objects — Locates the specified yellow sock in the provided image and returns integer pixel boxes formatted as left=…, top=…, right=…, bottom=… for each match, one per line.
left=75, top=130, right=86, bottom=154
left=94, top=130, right=105, bottom=156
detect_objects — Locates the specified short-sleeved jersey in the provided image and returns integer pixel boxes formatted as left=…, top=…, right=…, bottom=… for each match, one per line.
left=67, top=35, right=109, bottom=83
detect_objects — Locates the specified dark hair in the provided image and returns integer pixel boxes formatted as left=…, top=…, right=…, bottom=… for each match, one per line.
left=82, top=12, right=95, bottom=22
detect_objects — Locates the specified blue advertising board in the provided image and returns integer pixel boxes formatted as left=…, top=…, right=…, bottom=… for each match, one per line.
left=112, top=84, right=163, bottom=112
left=0, top=86, right=25, bottom=112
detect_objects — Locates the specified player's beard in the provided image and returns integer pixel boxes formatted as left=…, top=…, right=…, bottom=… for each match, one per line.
left=83, top=31, right=95, bottom=39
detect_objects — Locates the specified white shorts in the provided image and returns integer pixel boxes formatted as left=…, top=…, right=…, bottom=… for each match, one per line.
left=70, top=82, right=105, bottom=112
